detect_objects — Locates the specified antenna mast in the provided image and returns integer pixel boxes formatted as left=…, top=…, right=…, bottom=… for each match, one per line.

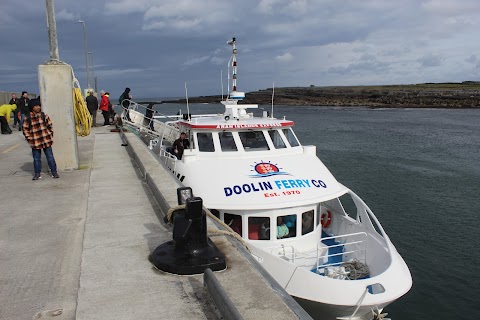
left=230, top=38, right=238, bottom=92
left=185, top=82, right=190, bottom=120
left=271, top=82, right=275, bottom=118
left=226, top=37, right=245, bottom=102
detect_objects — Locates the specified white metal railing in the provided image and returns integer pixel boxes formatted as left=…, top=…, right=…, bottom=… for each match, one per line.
left=269, top=245, right=296, bottom=263
left=120, top=100, right=184, bottom=175
left=266, top=244, right=321, bottom=268
left=160, top=121, right=181, bottom=146
left=121, top=100, right=180, bottom=139
left=316, top=232, right=367, bottom=275
left=263, top=231, right=368, bottom=273
left=158, top=145, right=178, bottom=173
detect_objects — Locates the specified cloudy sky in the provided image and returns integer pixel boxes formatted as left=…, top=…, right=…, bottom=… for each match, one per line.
left=1, top=0, right=480, bottom=99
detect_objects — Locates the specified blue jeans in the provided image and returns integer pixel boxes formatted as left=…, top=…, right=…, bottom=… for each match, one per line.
left=13, top=111, right=19, bottom=125
left=19, top=113, right=25, bottom=130
left=32, top=147, right=57, bottom=174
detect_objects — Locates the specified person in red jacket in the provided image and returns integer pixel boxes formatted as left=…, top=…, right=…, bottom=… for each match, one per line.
left=99, top=90, right=110, bottom=126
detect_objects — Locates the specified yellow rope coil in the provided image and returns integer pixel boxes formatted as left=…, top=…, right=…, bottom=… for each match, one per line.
left=73, top=87, right=92, bottom=136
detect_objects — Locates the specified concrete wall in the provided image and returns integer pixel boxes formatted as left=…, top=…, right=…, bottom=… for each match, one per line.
left=38, top=63, right=79, bottom=170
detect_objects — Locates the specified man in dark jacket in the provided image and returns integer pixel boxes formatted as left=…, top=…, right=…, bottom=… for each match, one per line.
left=9, top=93, right=19, bottom=128
left=85, top=91, right=99, bottom=127
left=145, top=102, right=154, bottom=130
left=119, top=87, right=131, bottom=121
left=170, top=132, right=190, bottom=160
left=17, top=91, right=29, bottom=131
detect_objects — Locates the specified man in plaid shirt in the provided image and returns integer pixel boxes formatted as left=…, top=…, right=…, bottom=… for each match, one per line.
left=22, top=98, right=59, bottom=180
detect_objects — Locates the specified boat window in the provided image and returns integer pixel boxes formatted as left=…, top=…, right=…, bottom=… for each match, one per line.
left=278, top=214, right=296, bottom=239
left=239, top=131, right=270, bottom=151
left=282, top=128, right=300, bottom=147
left=302, top=210, right=314, bottom=235
left=338, top=194, right=358, bottom=220
left=197, top=132, right=215, bottom=152
left=225, top=213, right=242, bottom=236
left=219, top=131, right=237, bottom=152
left=248, top=217, right=270, bottom=240
left=268, top=130, right=286, bottom=149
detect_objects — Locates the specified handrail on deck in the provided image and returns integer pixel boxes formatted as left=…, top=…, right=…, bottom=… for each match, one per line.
left=316, top=232, right=367, bottom=274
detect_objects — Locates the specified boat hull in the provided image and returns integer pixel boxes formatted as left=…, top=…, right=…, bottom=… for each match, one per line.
left=294, top=296, right=389, bottom=320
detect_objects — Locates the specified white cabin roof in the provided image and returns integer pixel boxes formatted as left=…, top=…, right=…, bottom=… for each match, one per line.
left=178, top=115, right=294, bottom=130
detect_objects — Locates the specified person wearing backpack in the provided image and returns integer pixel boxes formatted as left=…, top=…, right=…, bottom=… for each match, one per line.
left=22, top=98, right=59, bottom=180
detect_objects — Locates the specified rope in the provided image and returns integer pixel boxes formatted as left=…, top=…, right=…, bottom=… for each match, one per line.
left=343, top=259, right=370, bottom=280
left=165, top=205, right=251, bottom=252
left=166, top=204, right=185, bottom=223
left=72, top=78, right=92, bottom=136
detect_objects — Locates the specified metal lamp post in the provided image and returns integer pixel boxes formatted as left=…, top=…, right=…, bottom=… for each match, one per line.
left=45, top=0, right=59, bottom=61
left=88, top=51, right=97, bottom=92
left=77, top=20, right=90, bottom=89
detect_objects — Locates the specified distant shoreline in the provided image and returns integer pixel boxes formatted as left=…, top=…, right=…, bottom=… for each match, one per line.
left=162, top=82, right=480, bottom=109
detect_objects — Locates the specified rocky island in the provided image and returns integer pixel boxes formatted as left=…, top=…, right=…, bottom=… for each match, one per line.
left=163, top=82, right=480, bottom=108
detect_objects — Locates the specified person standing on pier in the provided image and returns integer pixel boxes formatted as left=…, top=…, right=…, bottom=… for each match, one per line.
left=22, top=98, right=59, bottom=180
left=9, top=93, right=19, bottom=128
left=86, top=90, right=98, bottom=127
left=17, top=91, right=29, bottom=131
left=105, top=92, right=115, bottom=124
left=99, top=90, right=111, bottom=126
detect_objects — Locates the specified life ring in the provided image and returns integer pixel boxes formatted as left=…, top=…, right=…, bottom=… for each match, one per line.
left=321, top=210, right=332, bottom=228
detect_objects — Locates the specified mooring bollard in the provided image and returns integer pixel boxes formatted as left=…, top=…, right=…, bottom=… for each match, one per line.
left=151, top=189, right=226, bottom=275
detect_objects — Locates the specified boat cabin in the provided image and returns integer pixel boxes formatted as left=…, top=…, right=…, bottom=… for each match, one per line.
left=165, top=107, right=300, bottom=156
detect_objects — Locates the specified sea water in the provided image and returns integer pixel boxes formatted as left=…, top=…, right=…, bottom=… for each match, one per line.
left=151, top=103, right=480, bottom=320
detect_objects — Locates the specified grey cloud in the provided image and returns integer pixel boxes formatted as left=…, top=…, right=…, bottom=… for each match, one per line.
left=465, top=54, right=477, bottom=63
left=2, top=0, right=480, bottom=98
left=418, top=54, right=443, bottom=67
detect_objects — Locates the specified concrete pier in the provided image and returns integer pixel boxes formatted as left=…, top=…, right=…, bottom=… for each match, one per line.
left=0, top=117, right=312, bottom=320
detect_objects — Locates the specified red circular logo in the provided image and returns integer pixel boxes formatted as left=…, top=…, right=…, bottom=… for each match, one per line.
left=254, top=163, right=280, bottom=175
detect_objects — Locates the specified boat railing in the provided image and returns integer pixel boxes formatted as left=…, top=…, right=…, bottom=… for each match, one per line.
left=157, top=145, right=178, bottom=172
left=160, top=121, right=181, bottom=146
left=315, top=232, right=368, bottom=275
left=269, top=245, right=296, bottom=263
left=265, top=245, right=321, bottom=268
left=121, top=100, right=180, bottom=140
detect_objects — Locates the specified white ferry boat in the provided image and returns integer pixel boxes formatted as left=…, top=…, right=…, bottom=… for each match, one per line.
left=123, top=38, right=412, bottom=320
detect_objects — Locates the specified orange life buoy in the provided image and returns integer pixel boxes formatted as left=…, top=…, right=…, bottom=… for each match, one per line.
left=321, top=210, right=332, bottom=228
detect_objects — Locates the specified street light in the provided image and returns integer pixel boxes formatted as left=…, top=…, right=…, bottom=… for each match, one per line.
left=77, top=20, right=90, bottom=89
left=88, top=51, right=96, bottom=92
left=45, top=0, right=59, bottom=61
